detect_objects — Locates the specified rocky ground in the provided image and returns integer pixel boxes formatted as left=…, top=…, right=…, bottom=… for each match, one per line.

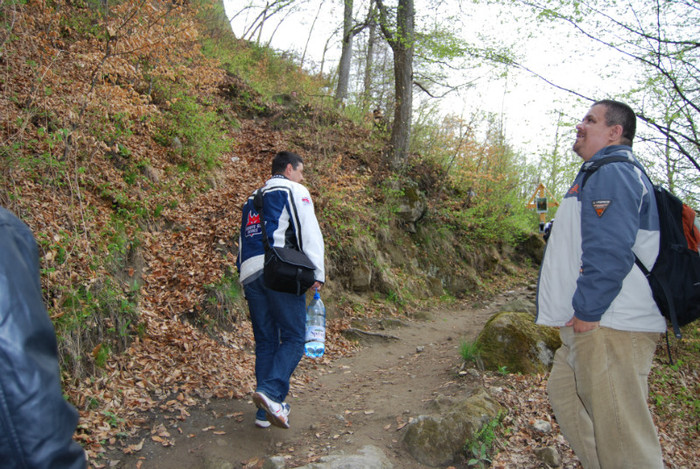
left=103, top=285, right=586, bottom=469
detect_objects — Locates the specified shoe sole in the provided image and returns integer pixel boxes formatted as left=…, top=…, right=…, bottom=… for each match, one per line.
left=252, top=392, right=289, bottom=429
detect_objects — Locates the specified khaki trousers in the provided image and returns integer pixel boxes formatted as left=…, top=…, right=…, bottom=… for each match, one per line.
left=548, top=326, right=664, bottom=469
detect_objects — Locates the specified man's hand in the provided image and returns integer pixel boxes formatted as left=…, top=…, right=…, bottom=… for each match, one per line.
left=312, top=281, right=323, bottom=291
left=566, top=316, right=599, bottom=333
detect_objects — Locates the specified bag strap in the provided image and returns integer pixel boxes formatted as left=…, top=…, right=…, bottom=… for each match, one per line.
left=253, top=190, right=271, bottom=252
left=580, top=155, right=648, bottom=188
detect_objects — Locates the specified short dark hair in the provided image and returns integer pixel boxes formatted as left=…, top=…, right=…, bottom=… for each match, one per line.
left=594, top=99, right=636, bottom=146
left=271, top=151, right=304, bottom=176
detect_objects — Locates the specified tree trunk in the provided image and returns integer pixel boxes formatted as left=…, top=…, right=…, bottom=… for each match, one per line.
left=361, top=2, right=377, bottom=113
left=335, top=0, right=354, bottom=105
left=387, top=0, right=414, bottom=169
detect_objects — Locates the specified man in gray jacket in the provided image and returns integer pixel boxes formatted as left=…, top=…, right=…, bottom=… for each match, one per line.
left=0, top=207, right=86, bottom=468
left=536, top=100, right=664, bottom=468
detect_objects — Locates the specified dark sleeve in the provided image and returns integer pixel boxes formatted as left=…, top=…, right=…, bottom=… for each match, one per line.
left=0, top=208, right=86, bottom=469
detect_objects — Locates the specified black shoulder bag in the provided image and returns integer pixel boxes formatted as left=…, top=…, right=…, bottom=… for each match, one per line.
left=253, top=190, right=316, bottom=296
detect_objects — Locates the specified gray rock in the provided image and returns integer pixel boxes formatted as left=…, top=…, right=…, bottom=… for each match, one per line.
left=531, top=419, right=552, bottom=433
left=402, top=388, right=501, bottom=467
left=170, top=136, right=182, bottom=154
left=391, top=180, right=427, bottom=233
left=263, top=456, right=286, bottom=469
left=293, top=445, right=392, bottom=469
left=425, top=276, right=443, bottom=296
left=535, top=446, right=561, bottom=467
left=378, top=318, right=407, bottom=330
left=517, top=232, right=545, bottom=264
left=140, top=164, right=162, bottom=183
left=351, top=264, right=372, bottom=292
left=202, top=454, right=234, bottom=469
left=498, top=298, right=536, bottom=315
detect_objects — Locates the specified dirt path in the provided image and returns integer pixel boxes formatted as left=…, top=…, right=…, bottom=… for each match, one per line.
left=106, top=288, right=531, bottom=469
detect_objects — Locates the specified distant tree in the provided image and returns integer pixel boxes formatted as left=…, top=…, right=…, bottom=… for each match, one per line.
left=335, top=0, right=373, bottom=105
left=360, top=0, right=378, bottom=113
left=359, top=0, right=475, bottom=168
left=300, top=1, right=327, bottom=69
left=448, top=114, right=535, bottom=243
left=537, top=111, right=580, bottom=200
left=336, top=0, right=355, bottom=103
left=513, top=0, right=699, bottom=198
left=352, top=9, right=394, bottom=115
left=236, top=0, right=299, bottom=44
left=375, top=0, right=415, bottom=169
left=634, top=73, right=700, bottom=205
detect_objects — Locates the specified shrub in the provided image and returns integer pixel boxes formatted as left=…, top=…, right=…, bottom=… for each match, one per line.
left=154, top=90, right=234, bottom=172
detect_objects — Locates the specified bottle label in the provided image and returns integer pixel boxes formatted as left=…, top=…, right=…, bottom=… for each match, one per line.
left=305, top=325, right=325, bottom=342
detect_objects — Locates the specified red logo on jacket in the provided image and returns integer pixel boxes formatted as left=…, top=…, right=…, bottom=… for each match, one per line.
left=245, top=212, right=262, bottom=238
left=247, top=212, right=260, bottom=226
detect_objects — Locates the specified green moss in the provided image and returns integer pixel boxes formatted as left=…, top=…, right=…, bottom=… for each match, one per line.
left=475, top=312, right=561, bottom=374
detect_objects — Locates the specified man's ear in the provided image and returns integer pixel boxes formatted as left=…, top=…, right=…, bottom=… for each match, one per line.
left=610, top=124, right=624, bottom=144
left=283, top=163, right=293, bottom=177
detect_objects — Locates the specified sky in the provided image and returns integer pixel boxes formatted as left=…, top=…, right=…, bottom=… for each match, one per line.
left=223, top=0, right=638, bottom=160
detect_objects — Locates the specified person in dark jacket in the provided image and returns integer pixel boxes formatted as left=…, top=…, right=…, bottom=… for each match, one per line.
left=0, top=207, right=86, bottom=469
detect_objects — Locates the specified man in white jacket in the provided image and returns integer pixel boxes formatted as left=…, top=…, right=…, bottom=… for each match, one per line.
left=237, top=151, right=324, bottom=429
left=536, top=100, right=664, bottom=468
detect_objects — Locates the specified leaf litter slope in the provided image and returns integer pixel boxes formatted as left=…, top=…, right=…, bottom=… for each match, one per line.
left=82, top=118, right=357, bottom=452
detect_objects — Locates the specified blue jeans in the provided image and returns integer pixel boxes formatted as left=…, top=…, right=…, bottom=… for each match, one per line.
left=244, top=275, right=306, bottom=404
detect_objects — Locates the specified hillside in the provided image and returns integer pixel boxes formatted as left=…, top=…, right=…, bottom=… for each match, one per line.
left=0, top=0, right=524, bottom=461
left=1, top=1, right=697, bottom=468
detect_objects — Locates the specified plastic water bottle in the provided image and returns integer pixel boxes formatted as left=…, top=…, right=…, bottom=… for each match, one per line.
left=304, top=289, right=326, bottom=358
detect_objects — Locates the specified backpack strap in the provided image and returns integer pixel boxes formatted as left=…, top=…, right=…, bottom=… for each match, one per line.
left=580, top=155, right=645, bottom=189
left=253, top=190, right=271, bottom=252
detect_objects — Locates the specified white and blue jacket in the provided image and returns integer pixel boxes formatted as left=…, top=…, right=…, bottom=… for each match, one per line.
left=536, top=145, right=666, bottom=332
left=237, top=175, right=325, bottom=285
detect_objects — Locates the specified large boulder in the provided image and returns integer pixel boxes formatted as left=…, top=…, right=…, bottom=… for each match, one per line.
left=402, top=388, right=501, bottom=467
left=475, top=311, right=561, bottom=374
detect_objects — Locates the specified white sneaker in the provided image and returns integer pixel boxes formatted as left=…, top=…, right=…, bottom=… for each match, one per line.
left=255, top=418, right=271, bottom=428
left=252, top=391, right=290, bottom=429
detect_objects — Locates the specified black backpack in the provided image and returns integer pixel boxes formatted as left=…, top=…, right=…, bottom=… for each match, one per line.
left=581, top=156, right=700, bottom=339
